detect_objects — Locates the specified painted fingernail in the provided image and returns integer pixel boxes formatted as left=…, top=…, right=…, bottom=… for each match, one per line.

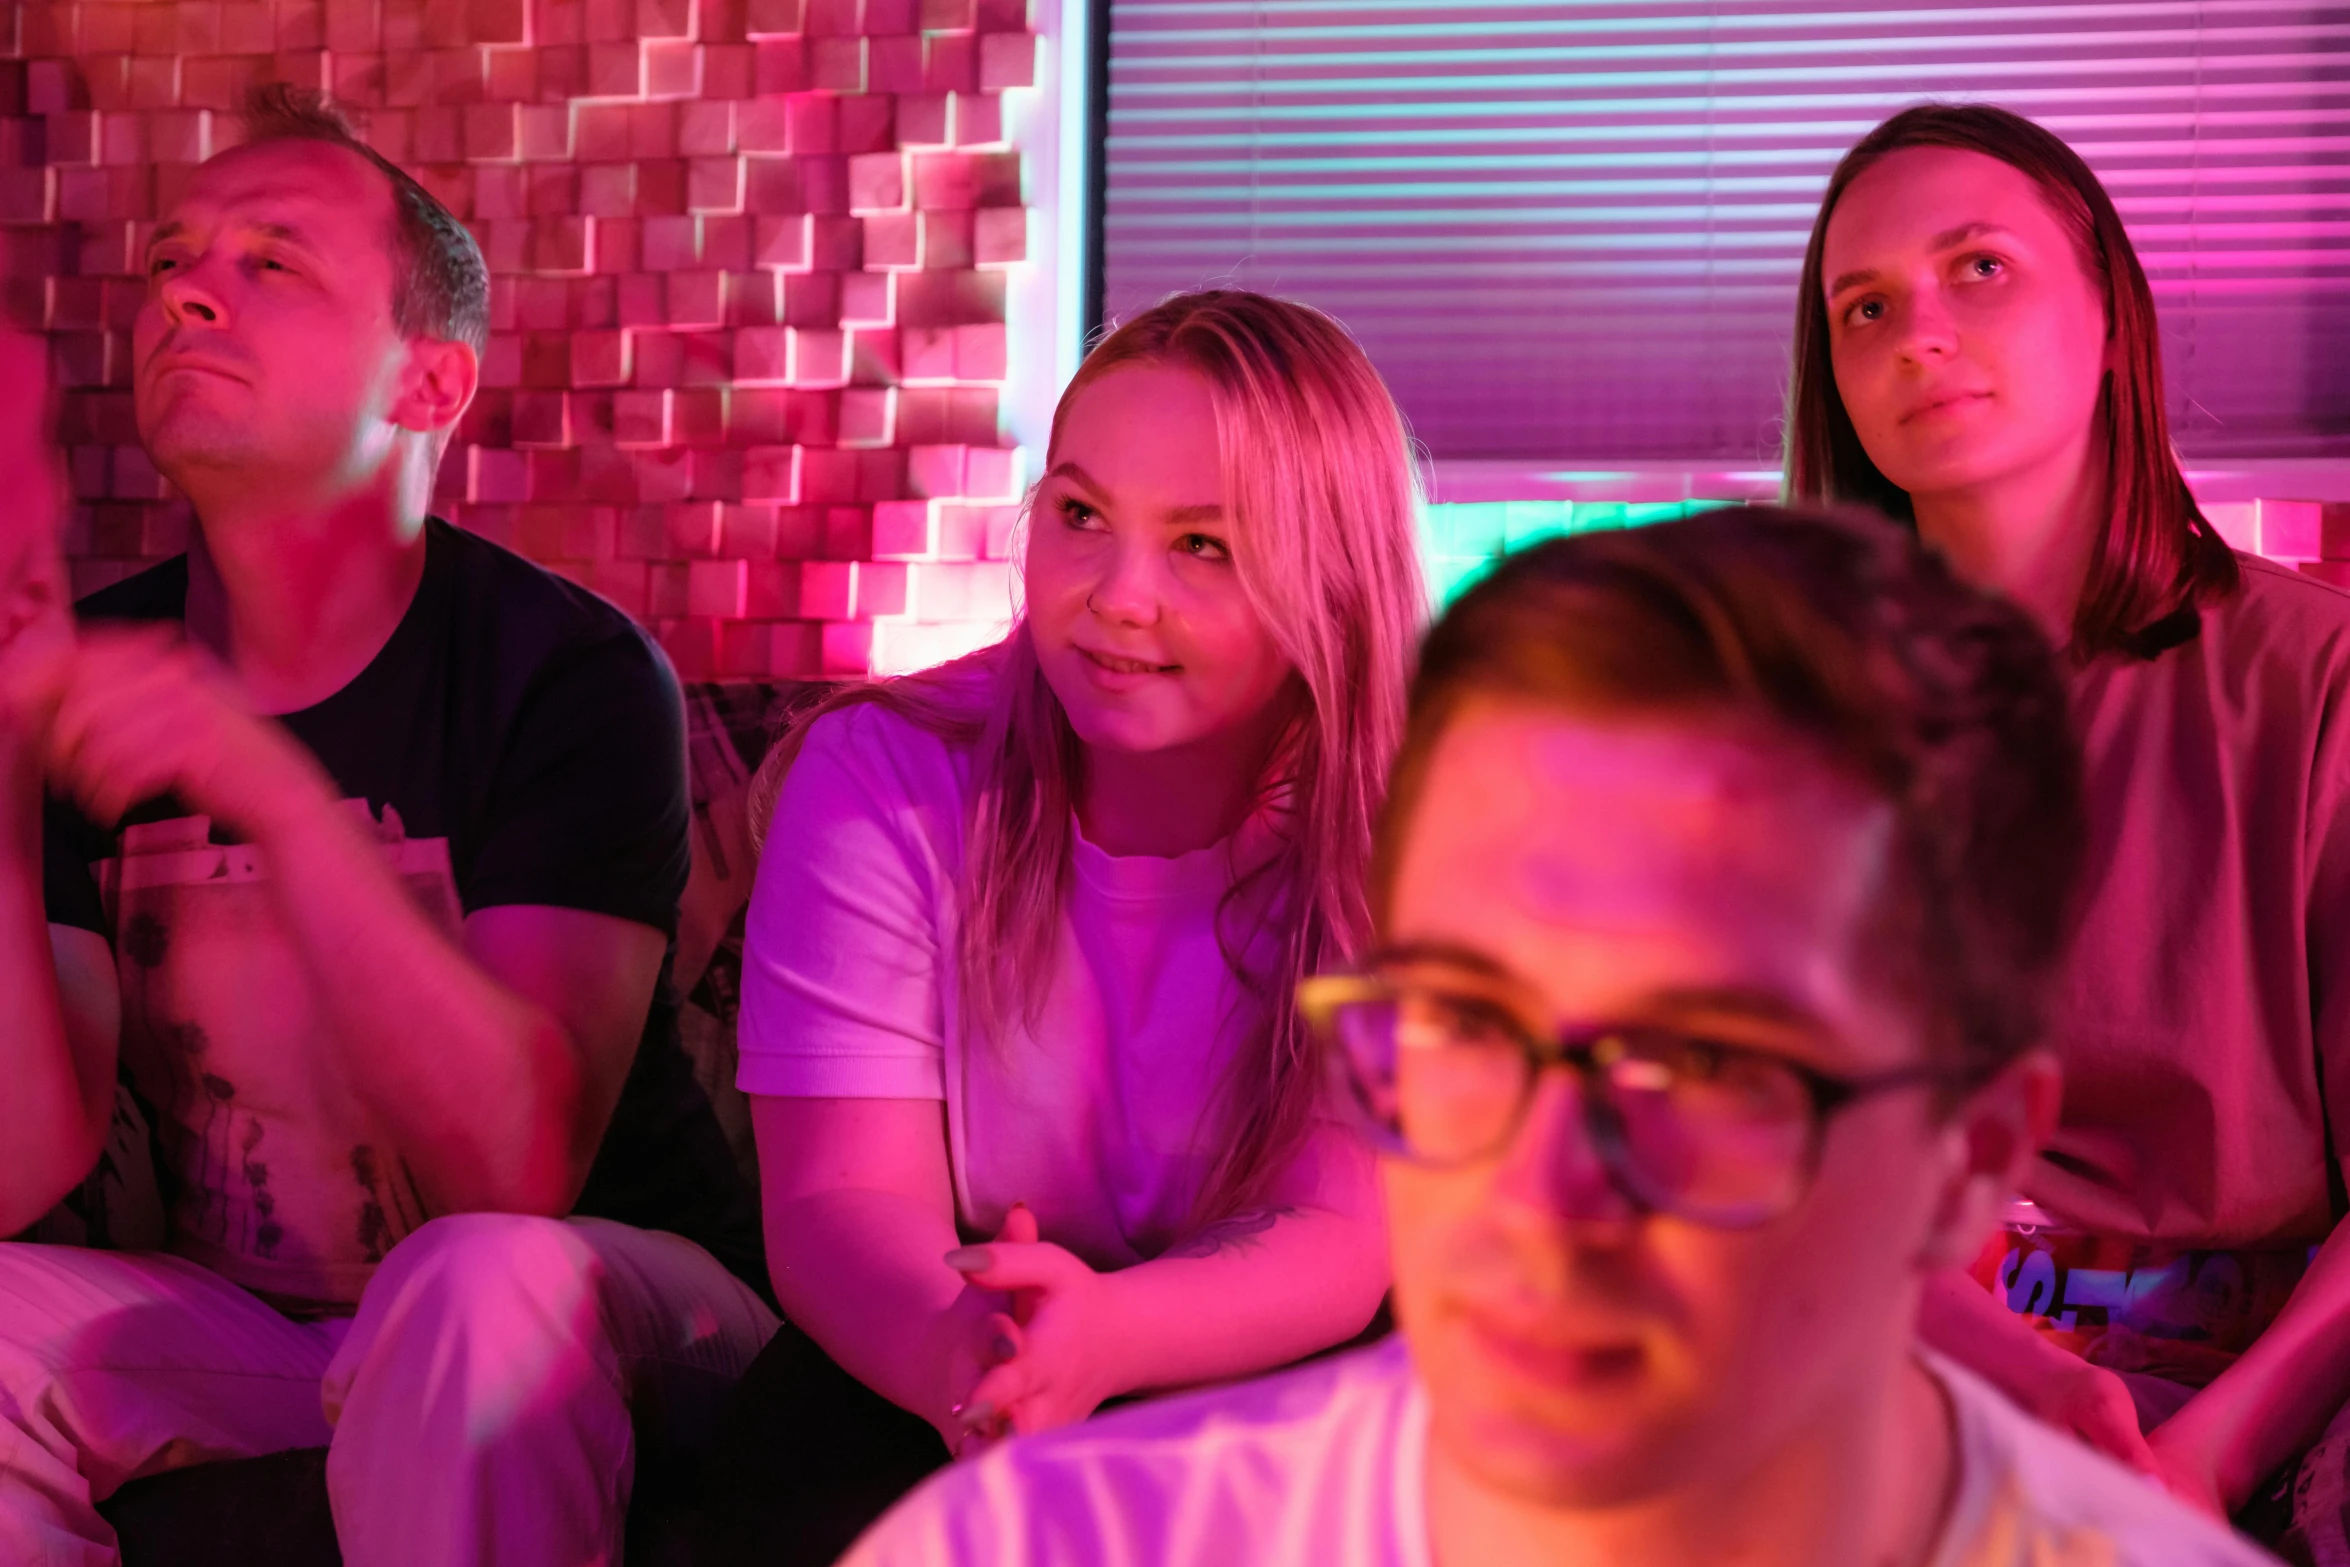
left=944, top=1246, right=989, bottom=1270
left=961, top=1401, right=995, bottom=1426
left=992, top=1336, right=1017, bottom=1360
left=948, top=1401, right=965, bottom=1418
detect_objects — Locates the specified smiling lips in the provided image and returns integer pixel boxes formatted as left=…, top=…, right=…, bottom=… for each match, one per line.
left=1082, top=648, right=1178, bottom=676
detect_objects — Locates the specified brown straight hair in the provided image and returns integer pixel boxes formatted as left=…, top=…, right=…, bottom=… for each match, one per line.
left=1782, top=103, right=2238, bottom=661
left=1376, top=506, right=2087, bottom=1081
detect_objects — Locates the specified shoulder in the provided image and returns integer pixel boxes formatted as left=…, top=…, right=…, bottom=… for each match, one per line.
left=800, top=699, right=961, bottom=773
left=1930, top=1357, right=2275, bottom=1566
left=852, top=1342, right=1420, bottom=1567
left=429, top=519, right=649, bottom=651
left=784, top=699, right=974, bottom=827
left=428, top=520, right=675, bottom=710
left=2195, top=553, right=2350, bottom=680
left=74, top=554, right=189, bottom=623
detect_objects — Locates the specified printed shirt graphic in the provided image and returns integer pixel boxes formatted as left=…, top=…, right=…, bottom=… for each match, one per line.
left=36, top=521, right=766, bottom=1312
left=844, top=1341, right=2277, bottom=1567
left=1972, top=1224, right=2312, bottom=1389
left=95, top=805, right=460, bottom=1305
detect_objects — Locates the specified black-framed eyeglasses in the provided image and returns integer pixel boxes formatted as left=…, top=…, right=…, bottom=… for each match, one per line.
left=1299, top=971, right=1964, bottom=1229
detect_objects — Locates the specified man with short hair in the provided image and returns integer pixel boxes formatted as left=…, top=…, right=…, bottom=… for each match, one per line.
left=0, top=89, right=773, bottom=1566
left=843, top=508, right=2277, bottom=1566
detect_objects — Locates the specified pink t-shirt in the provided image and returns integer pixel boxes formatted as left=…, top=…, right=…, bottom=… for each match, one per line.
left=736, top=703, right=1283, bottom=1268
left=2029, top=555, right=2350, bottom=1248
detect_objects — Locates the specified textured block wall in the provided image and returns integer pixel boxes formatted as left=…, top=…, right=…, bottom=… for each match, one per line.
left=0, top=0, right=1035, bottom=678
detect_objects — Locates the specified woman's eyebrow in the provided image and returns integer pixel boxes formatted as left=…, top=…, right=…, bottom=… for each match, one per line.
left=1367, top=940, right=1515, bottom=979
left=1043, top=461, right=1223, bottom=526
left=1826, top=221, right=2019, bottom=299
left=1927, top=219, right=2012, bottom=251
left=1827, top=265, right=1877, bottom=299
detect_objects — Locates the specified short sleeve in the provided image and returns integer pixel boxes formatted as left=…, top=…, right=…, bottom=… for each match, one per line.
left=735, top=706, right=958, bottom=1101
left=42, top=794, right=108, bottom=936
left=461, top=629, right=690, bottom=935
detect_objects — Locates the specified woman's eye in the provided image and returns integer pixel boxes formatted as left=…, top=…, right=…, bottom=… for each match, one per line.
left=1962, top=254, right=2005, bottom=281
left=1843, top=297, right=1885, bottom=327
left=1177, top=533, right=1231, bottom=562
left=1057, top=497, right=1101, bottom=529
left=148, top=256, right=179, bottom=277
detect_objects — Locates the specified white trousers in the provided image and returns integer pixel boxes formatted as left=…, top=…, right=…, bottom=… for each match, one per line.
left=0, top=1213, right=779, bottom=1567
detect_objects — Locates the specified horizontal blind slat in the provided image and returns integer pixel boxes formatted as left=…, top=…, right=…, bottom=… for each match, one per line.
left=1101, top=0, right=2350, bottom=461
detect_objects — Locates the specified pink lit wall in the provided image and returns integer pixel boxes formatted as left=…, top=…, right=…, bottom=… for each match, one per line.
left=0, top=0, right=1041, bottom=678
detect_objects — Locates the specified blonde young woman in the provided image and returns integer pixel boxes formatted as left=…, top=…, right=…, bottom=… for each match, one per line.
left=706, top=290, right=1427, bottom=1558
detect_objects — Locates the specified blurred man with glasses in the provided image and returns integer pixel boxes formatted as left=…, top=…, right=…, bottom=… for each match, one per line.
left=842, top=506, right=2276, bottom=1567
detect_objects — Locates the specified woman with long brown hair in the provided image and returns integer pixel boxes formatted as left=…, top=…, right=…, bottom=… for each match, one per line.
left=703, top=289, right=1426, bottom=1559
left=1786, top=103, right=2350, bottom=1557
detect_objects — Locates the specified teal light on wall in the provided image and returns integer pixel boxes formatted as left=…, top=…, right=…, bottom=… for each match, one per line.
left=1419, top=498, right=1736, bottom=608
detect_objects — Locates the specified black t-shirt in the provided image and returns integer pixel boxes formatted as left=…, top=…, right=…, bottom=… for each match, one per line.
left=43, top=519, right=766, bottom=1303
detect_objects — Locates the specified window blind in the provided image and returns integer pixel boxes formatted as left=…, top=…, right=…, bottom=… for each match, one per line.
left=1100, top=1, right=2350, bottom=464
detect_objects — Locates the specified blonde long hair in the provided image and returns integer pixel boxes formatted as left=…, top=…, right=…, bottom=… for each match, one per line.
left=749, top=290, right=1427, bottom=1220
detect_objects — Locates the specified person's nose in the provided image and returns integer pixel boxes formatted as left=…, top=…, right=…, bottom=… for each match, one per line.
left=1085, top=534, right=1164, bottom=627
left=154, top=258, right=229, bottom=332
left=1490, top=1068, right=1640, bottom=1227
left=1893, top=284, right=1958, bottom=367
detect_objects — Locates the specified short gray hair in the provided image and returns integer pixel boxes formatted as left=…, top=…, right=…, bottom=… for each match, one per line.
left=238, top=85, right=489, bottom=354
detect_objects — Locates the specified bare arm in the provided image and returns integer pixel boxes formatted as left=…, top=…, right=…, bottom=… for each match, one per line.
left=0, top=743, right=121, bottom=1235
left=241, top=786, right=661, bottom=1218
left=2151, top=1215, right=2350, bottom=1511
left=1918, top=1264, right=2158, bottom=1473
left=0, top=328, right=117, bottom=1234
left=1091, top=1124, right=1388, bottom=1393
left=753, top=1093, right=1017, bottom=1444
left=948, top=1124, right=1390, bottom=1435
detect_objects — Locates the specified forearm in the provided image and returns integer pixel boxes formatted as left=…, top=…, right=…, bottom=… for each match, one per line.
left=0, top=745, right=105, bottom=1231
left=255, top=790, right=584, bottom=1216
left=1917, top=1266, right=2080, bottom=1400
left=764, top=1185, right=971, bottom=1430
left=1104, top=1199, right=1389, bottom=1397
left=2162, top=1218, right=2350, bottom=1502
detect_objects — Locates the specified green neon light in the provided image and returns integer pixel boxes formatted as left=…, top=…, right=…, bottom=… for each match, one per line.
left=1418, top=498, right=1739, bottom=609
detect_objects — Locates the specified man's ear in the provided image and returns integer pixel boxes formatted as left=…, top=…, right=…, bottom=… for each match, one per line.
left=391, top=337, right=479, bottom=438
left=1915, top=1049, right=2060, bottom=1272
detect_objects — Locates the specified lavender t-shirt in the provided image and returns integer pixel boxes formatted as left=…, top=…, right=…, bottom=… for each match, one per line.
left=735, top=703, right=1283, bottom=1268
left=2028, top=555, right=2350, bottom=1248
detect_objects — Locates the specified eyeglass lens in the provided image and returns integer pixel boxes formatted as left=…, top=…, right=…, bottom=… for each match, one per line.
left=1333, top=988, right=1819, bottom=1222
